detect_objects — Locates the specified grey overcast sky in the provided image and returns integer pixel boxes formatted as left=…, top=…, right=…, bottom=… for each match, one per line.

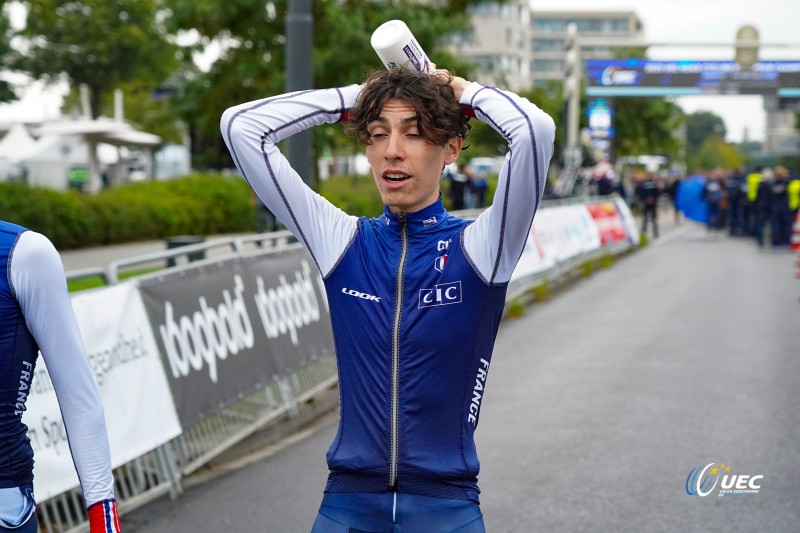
left=1, top=1, right=798, bottom=142
left=532, top=0, right=800, bottom=142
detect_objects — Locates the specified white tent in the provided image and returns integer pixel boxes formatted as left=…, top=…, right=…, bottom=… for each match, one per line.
left=0, top=124, right=39, bottom=181
left=19, top=134, right=120, bottom=190
left=35, top=116, right=161, bottom=192
left=0, top=123, right=38, bottom=161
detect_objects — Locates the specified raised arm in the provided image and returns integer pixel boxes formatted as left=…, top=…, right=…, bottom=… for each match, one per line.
left=11, top=231, right=120, bottom=532
left=459, top=81, right=556, bottom=284
left=220, top=86, right=362, bottom=277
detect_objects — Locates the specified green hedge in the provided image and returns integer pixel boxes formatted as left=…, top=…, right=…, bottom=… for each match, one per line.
left=0, top=175, right=254, bottom=250
left=0, top=173, right=498, bottom=250
left=318, top=175, right=384, bottom=217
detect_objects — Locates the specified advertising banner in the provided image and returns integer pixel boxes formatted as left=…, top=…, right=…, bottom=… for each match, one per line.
left=613, top=196, right=640, bottom=245
left=586, top=201, right=629, bottom=246
left=568, top=205, right=602, bottom=254
left=533, top=206, right=601, bottom=263
left=586, top=59, right=800, bottom=98
left=138, top=246, right=333, bottom=426
left=23, top=281, right=182, bottom=501
left=510, top=222, right=555, bottom=284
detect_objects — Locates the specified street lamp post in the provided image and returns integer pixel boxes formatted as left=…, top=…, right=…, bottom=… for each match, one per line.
left=285, top=0, right=314, bottom=186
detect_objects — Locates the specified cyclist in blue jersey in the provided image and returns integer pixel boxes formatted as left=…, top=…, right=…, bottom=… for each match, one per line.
left=0, top=221, right=121, bottom=532
left=221, top=67, right=555, bottom=532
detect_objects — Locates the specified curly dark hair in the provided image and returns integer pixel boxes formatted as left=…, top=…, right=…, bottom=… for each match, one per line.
left=345, top=68, right=471, bottom=147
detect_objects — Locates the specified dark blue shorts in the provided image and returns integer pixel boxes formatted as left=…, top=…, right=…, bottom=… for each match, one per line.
left=0, top=513, right=37, bottom=533
left=310, top=492, right=485, bottom=533
left=0, top=484, right=37, bottom=532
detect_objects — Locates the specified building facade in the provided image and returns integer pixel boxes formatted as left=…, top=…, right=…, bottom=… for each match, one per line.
left=450, top=4, right=643, bottom=91
left=764, top=97, right=800, bottom=156
left=528, top=10, right=644, bottom=87
left=448, top=0, right=533, bottom=91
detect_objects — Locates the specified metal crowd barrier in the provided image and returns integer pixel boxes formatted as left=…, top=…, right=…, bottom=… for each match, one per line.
left=65, top=230, right=297, bottom=286
left=36, top=352, right=338, bottom=533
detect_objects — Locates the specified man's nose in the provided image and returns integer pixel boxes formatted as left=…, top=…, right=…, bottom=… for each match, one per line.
left=384, top=133, right=404, bottom=160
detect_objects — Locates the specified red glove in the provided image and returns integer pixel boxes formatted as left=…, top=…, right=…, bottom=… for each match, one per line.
left=88, top=499, right=121, bottom=532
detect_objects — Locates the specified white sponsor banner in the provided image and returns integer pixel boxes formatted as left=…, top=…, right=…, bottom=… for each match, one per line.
left=511, top=220, right=556, bottom=282
left=533, top=206, right=590, bottom=263
left=23, top=282, right=182, bottom=500
left=614, top=196, right=640, bottom=245
left=529, top=208, right=562, bottom=265
left=568, top=204, right=602, bottom=253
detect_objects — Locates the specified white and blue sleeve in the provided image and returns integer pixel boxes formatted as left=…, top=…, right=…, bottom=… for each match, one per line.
left=11, top=231, right=116, bottom=507
left=221, top=85, right=363, bottom=277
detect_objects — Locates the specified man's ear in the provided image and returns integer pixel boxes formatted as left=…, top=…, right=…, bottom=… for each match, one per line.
left=444, top=136, right=463, bottom=165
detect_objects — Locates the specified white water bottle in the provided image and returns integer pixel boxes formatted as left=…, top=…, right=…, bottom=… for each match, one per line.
left=371, top=20, right=434, bottom=73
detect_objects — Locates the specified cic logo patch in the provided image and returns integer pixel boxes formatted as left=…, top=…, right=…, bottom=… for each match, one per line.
left=419, top=281, right=462, bottom=308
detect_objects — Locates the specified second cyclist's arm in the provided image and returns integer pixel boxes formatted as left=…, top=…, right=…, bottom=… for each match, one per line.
left=11, top=232, right=120, bottom=531
left=220, top=86, right=362, bottom=276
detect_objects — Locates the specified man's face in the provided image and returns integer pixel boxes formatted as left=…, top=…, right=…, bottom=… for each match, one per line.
left=365, top=98, right=461, bottom=213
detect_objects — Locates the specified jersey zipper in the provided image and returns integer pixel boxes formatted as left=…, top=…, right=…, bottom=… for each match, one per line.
left=390, top=212, right=408, bottom=490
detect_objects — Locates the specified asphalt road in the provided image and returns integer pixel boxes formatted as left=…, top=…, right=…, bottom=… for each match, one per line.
left=122, top=222, right=800, bottom=533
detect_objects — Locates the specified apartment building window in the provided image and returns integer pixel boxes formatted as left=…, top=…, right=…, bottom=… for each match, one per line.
left=533, top=38, right=565, bottom=52
left=469, top=4, right=503, bottom=17
left=533, top=18, right=566, bottom=33
left=470, top=3, right=516, bottom=19
left=576, top=19, right=603, bottom=33
left=534, top=17, right=631, bottom=35
left=608, top=18, right=630, bottom=34
left=445, top=28, right=475, bottom=45
left=533, top=59, right=564, bottom=73
left=470, top=55, right=504, bottom=72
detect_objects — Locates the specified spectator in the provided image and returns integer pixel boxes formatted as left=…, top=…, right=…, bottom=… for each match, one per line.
left=472, top=171, right=488, bottom=208
left=770, top=166, right=793, bottom=248
left=754, top=168, right=774, bottom=247
left=447, top=163, right=471, bottom=210
left=726, top=166, right=747, bottom=235
left=745, top=166, right=763, bottom=236
left=703, top=171, right=725, bottom=231
left=667, top=173, right=682, bottom=224
left=635, top=170, right=661, bottom=238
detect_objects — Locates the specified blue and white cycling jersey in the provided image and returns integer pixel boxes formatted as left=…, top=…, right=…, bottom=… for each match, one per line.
left=221, top=82, right=555, bottom=501
left=0, top=221, right=116, bottom=525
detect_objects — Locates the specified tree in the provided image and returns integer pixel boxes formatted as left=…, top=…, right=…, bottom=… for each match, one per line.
left=686, top=111, right=726, bottom=150
left=162, top=0, right=493, bottom=171
left=14, top=0, right=179, bottom=121
left=694, top=134, right=744, bottom=170
left=0, top=4, right=17, bottom=103
left=603, top=47, right=684, bottom=161
left=613, top=97, right=684, bottom=159
left=519, top=81, right=565, bottom=157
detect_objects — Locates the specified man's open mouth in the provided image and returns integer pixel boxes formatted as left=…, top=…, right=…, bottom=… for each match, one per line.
left=384, top=173, right=411, bottom=182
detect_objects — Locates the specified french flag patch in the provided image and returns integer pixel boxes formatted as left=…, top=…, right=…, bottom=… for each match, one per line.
left=88, top=499, right=121, bottom=533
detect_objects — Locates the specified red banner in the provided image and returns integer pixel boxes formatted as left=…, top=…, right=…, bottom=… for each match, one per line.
left=586, top=202, right=628, bottom=245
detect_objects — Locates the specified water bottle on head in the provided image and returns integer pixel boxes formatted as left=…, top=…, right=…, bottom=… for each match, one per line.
left=371, top=20, right=435, bottom=73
